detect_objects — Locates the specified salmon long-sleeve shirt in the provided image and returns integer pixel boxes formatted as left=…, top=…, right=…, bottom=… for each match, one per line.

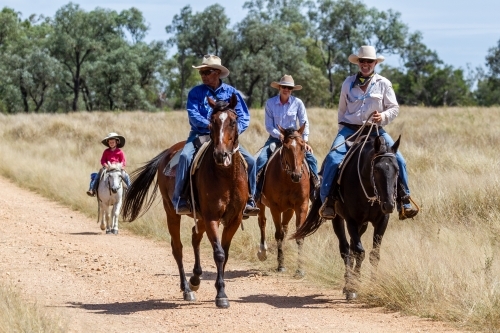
left=100, top=148, right=126, bottom=167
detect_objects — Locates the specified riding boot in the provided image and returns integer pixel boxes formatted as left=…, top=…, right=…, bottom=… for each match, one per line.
left=309, top=173, right=320, bottom=202
left=397, top=182, right=419, bottom=220
left=176, top=197, right=192, bottom=215
left=319, top=197, right=336, bottom=219
left=243, top=195, right=260, bottom=217
left=86, top=172, right=98, bottom=197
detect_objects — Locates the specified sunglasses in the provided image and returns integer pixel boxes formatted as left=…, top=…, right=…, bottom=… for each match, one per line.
left=358, top=59, right=375, bottom=64
left=199, top=69, right=217, bottom=76
left=280, top=86, right=294, bottom=90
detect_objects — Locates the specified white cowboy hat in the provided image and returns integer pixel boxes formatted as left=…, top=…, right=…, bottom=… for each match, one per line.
left=270, top=74, right=302, bottom=90
left=348, top=46, right=385, bottom=65
left=192, top=54, right=230, bottom=78
left=102, top=132, right=126, bottom=148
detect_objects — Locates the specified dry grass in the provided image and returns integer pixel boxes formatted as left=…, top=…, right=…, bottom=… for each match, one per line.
left=0, top=283, right=66, bottom=333
left=0, top=106, right=499, bottom=331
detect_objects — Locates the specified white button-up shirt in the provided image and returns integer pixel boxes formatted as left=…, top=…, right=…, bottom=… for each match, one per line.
left=264, top=95, right=309, bottom=141
left=338, top=73, right=399, bottom=127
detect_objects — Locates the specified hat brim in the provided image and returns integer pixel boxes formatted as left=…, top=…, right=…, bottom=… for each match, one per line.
left=270, top=82, right=302, bottom=90
left=102, top=135, right=125, bottom=148
left=192, top=64, right=230, bottom=78
left=348, top=54, right=385, bottom=65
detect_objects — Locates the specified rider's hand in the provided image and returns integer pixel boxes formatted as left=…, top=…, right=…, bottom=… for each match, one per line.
left=305, top=142, right=313, bottom=154
left=279, top=134, right=284, bottom=142
left=372, top=111, right=383, bottom=123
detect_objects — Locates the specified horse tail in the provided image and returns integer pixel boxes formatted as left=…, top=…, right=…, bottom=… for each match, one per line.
left=291, top=189, right=324, bottom=239
left=121, top=149, right=168, bottom=222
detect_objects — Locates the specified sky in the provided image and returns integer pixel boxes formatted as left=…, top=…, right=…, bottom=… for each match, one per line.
left=5, top=0, right=500, bottom=71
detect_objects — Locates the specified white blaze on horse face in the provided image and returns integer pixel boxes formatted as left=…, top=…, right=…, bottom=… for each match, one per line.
left=218, top=112, right=228, bottom=146
left=291, top=138, right=297, bottom=148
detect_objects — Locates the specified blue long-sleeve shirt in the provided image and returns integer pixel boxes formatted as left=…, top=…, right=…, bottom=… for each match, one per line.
left=186, top=82, right=250, bottom=135
left=264, top=95, right=310, bottom=142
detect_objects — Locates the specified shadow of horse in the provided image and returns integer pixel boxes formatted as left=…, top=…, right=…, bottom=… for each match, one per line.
left=293, top=135, right=400, bottom=300
left=257, top=124, right=310, bottom=277
left=122, top=94, right=248, bottom=308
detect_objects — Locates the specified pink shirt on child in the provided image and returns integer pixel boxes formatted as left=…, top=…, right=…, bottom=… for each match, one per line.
left=100, top=148, right=126, bottom=167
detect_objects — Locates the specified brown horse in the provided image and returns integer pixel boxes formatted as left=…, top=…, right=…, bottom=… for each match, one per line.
left=256, top=124, right=309, bottom=276
left=121, top=94, right=247, bottom=308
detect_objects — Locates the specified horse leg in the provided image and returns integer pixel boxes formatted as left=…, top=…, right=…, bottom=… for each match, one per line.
left=369, top=215, right=389, bottom=281
left=111, top=200, right=122, bottom=235
left=257, top=201, right=267, bottom=261
left=189, top=220, right=206, bottom=292
left=164, top=201, right=195, bottom=302
left=205, top=219, right=232, bottom=308
left=293, top=203, right=308, bottom=278
left=332, top=216, right=354, bottom=299
left=270, top=208, right=286, bottom=272
left=99, top=202, right=106, bottom=231
left=104, top=205, right=112, bottom=234
left=344, top=219, right=365, bottom=300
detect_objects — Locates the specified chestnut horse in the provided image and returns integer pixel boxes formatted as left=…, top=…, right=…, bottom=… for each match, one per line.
left=293, top=135, right=400, bottom=300
left=121, top=94, right=247, bottom=308
left=256, top=124, right=309, bottom=277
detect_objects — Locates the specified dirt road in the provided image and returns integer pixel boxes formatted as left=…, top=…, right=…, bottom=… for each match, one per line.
left=0, top=176, right=461, bottom=333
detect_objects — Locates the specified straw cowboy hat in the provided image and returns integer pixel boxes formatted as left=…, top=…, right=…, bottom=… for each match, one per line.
left=270, top=74, right=302, bottom=91
left=348, top=46, right=385, bottom=65
left=192, top=54, right=230, bottom=78
left=102, top=132, right=126, bottom=148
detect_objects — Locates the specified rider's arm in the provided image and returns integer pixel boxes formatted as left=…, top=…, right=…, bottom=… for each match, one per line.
left=232, top=90, right=250, bottom=135
left=265, top=98, right=281, bottom=139
left=296, top=98, right=309, bottom=142
left=186, top=87, right=211, bottom=130
left=379, top=80, right=399, bottom=126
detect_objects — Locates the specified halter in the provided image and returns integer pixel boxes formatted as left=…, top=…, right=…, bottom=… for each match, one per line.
left=105, top=168, right=123, bottom=196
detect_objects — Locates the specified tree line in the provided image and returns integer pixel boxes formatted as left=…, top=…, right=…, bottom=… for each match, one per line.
left=1, top=0, right=500, bottom=113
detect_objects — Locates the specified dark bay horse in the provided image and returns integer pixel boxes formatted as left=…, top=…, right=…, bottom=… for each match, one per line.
left=257, top=124, right=309, bottom=276
left=293, top=135, right=400, bottom=300
left=121, top=94, right=247, bottom=308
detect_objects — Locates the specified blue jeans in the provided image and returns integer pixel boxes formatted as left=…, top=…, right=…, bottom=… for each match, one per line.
left=320, top=126, right=411, bottom=208
left=255, top=136, right=319, bottom=197
left=172, top=131, right=256, bottom=207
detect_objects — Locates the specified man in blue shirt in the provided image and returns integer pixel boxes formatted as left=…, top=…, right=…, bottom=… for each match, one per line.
left=255, top=75, right=320, bottom=202
left=172, top=54, right=260, bottom=217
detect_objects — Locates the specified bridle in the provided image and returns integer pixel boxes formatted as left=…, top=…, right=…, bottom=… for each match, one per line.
left=280, top=134, right=305, bottom=179
left=367, top=151, right=398, bottom=205
left=105, top=168, right=123, bottom=195
left=211, top=108, right=240, bottom=161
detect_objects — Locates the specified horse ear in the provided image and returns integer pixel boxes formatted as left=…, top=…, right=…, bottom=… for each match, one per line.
left=392, top=135, right=401, bottom=153
left=298, top=122, right=306, bottom=135
left=207, top=97, right=216, bottom=109
left=229, top=93, right=238, bottom=109
left=374, top=136, right=385, bottom=152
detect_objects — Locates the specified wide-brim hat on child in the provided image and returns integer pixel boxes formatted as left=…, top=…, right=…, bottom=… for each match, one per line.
left=348, top=46, right=385, bottom=65
left=102, top=132, right=125, bottom=148
left=192, top=54, right=230, bottom=79
left=270, top=74, right=302, bottom=90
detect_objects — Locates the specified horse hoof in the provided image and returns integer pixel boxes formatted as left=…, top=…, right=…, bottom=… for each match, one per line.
left=105, top=230, right=111, bottom=234
left=189, top=281, right=200, bottom=292
left=189, top=276, right=200, bottom=291
left=100, top=225, right=106, bottom=231
left=257, top=250, right=267, bottom=261
left=215, top=297, right=230, bottom=308
left=277, top=267, right=286, bottom=273
left=183, top=291, right=196, bottom=302
left=111, top=229, right=118, bottom=235
left=294, top=269, right=305, bottom=278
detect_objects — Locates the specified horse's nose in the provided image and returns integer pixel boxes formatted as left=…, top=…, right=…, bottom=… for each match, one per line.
left=291, top=173, right=302, bottom=183
left=381, top=201, right=395, bottom=214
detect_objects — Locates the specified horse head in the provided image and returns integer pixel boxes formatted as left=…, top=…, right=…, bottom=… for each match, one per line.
left=105, top=162, right=123, bottom=194
left=370, top=135, right=400, bottom=214
left=207, top=94, right=239, bottom=167
left=278, top=123, right=306, bottom=183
